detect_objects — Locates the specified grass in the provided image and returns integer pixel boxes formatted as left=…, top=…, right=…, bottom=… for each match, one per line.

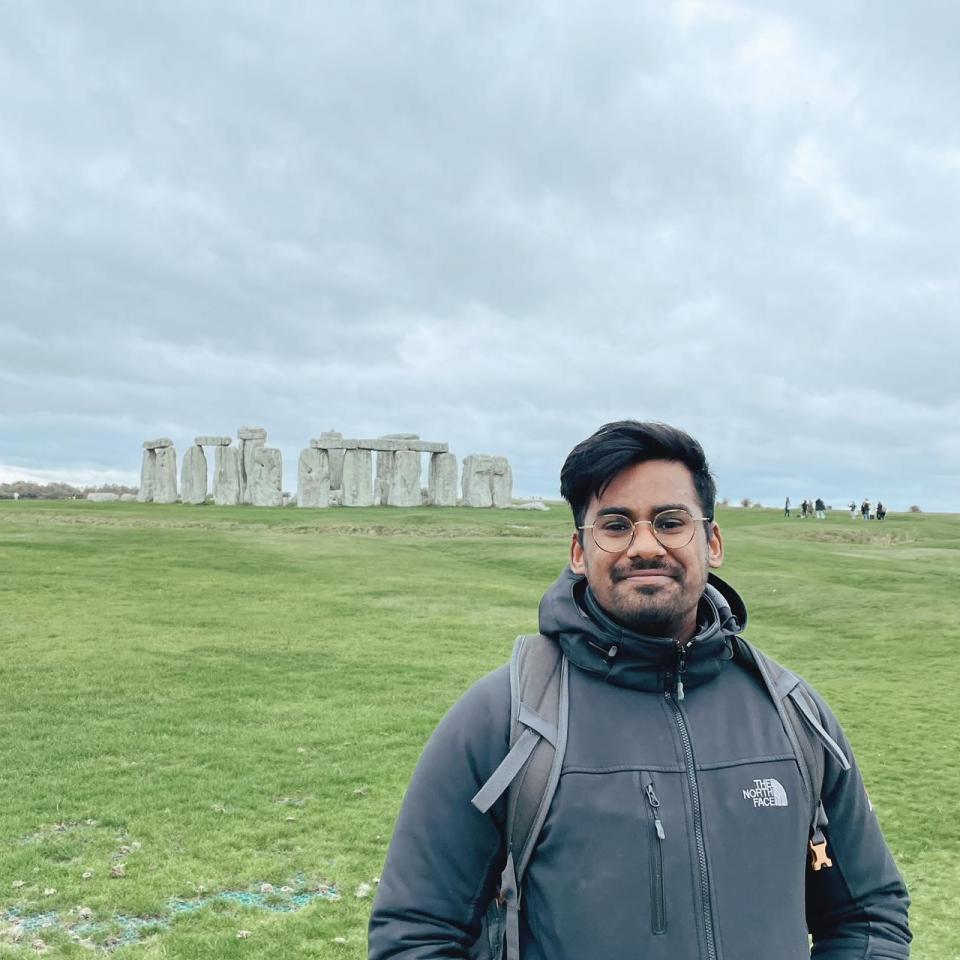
left=0, top=500, right=956, bottom=958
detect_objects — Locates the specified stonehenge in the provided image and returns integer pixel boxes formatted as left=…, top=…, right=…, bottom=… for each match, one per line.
left=214, top=446, right=241, bottom=505
left=136, top=428, right=516, bottom=509
left=428, top=452, right=458, bottom=506
left=250, top=446, right=283, bottom=507
left=138, top=438, right=171, bottom=503
left=180, top=445, right=208, bottom=505
left=138, top=438, right=178, bottom=504
left=181, top=436, right=234, bottom=505
left=297, top=448, right=330, bottom=508
left=341, top=449, right=374, bottom=506
left=237, top=426, right=267, bottom=505
left=462, top=454, right=514, bottom=508
left=491, top=456, right=513, bottom=508
left=462, top=455, right=494, bottom=508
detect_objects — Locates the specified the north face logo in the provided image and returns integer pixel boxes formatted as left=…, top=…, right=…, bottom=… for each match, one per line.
left=742, top=778, right=788, bottom=807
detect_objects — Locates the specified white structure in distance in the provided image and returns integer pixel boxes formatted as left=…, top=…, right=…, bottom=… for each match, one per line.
left=135, top=429, right=514, bottom=508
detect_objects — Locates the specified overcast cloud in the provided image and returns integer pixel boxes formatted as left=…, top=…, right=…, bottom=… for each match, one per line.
left=2, top=0, right=959, bottom=510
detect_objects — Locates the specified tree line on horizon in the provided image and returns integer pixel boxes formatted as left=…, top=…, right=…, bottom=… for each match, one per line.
left=0, top=480, right=138, bottom=500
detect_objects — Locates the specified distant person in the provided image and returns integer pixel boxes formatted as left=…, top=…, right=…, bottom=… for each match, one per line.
left=784, top=495, right=791, bottom=517
left=801, top=499, right=809, bottom=519
left=13, top=492, right=19, bottom=501
left=370, top=420, right=911, bottom=960
left=877, top=501, right=886, bottom=521
left=861, top=499, right=870, bottom=520
left=849, top=500, right=857, bottom=519
left=815, top=497, right=826, bottom=520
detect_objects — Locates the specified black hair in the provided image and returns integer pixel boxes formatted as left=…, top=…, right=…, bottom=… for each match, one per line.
left=560, top=420, right=717, bottom=530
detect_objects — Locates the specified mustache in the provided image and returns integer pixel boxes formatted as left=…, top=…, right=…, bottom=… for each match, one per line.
left=611, top=560, right=684, bottom=582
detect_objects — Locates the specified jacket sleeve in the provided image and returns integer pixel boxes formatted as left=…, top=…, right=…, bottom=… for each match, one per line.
left=804, top=685, right=912, bottom=959
left=368, top=665, right=511, bottom=960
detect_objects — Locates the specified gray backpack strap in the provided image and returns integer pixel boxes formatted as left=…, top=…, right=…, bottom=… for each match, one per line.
left=734, top=636, right=850, bottom=871
left=471, top=634, right=569, bottom=958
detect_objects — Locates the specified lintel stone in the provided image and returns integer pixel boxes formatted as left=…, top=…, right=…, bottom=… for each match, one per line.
left=312, top=438, right=360, bottom=450
left=142, top=437, right=173, bottom=450
left=310, top=437, right=447, bottom=453
left=195, top=435, right=232, bottom=446
left=238, top=426, right=268, bottom=440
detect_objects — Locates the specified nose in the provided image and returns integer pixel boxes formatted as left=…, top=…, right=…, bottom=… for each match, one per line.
left=625, top=521, right=667, bottom=559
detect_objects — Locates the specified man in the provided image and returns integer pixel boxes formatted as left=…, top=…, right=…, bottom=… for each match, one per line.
left=369, top=421, right=911, bottom=959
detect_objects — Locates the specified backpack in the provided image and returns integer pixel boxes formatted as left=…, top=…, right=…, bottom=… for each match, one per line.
left=469, top=587, right=852, bottom=960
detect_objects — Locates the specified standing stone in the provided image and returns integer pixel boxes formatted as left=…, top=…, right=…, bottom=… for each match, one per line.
left=250, top=447, right=283, bottom=507
left=138, top=449, right=156, bottom=502
left=376, top=434, right=419, bottom=506
left=341, top=449, right=374, bottom=506
left=237, top=426, right=267, bottom=504
left=491, top=456, right=513, bottom=508
left=428, top=452, right=458, bottom=506
left=375, top=452, right=396, bottom=506
left=214, top=446, right=241, bottom=505
left=317, top=430, right=345, bottom=490
left=462, top=455, right=495, bottom=508
left=387, top=449, right=422, bottom=507
left=298, top=448, right=331, bottom=508
left=180, top=445, right=208, bottom=505
left=153, top=446, right=178, bottom=503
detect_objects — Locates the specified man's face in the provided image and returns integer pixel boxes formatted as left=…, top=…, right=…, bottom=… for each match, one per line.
left=570, top=460, right=723, bottom=640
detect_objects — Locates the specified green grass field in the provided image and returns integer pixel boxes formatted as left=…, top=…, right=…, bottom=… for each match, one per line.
left=1, top=500, right=956, bottom=958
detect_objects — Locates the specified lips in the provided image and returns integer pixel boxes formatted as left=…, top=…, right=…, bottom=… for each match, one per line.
left=612, top=565, right=681, bottom=584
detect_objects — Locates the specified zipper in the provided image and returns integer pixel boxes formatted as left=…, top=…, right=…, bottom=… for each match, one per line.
left=641, top=773, right=666, bottom=935
left=666, top=691, right=717, bottom=960
left=675, top=643, right=687, bottom=700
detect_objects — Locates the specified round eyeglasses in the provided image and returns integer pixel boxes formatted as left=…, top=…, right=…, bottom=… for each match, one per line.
left=579, top=509, right=710, bottom=553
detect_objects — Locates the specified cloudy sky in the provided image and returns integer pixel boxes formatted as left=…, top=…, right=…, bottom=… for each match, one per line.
left=2, top=1, right=958, bottom=509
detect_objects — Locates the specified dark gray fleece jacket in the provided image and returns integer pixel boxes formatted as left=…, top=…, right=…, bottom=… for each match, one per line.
left=369, top=568, right=911, bottom=959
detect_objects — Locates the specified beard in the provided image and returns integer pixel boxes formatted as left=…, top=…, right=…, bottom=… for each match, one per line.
left=603, top=560, right=694, bottom=636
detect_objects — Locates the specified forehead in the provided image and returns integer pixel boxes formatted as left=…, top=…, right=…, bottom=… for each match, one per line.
left=589, top=460, right=700, bottom=516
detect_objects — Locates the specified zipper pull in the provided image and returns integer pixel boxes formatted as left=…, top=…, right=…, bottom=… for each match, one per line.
left=644, top=782, right=666, bottom=839
left=675, top=649, right=686, bottom=701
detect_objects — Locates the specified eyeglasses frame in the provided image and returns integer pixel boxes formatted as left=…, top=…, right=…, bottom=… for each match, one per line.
left=578, top=508, right=712, bottom=553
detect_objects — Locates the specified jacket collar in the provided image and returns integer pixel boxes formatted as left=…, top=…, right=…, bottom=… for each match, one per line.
left=537, top=566, right=748, bottom=693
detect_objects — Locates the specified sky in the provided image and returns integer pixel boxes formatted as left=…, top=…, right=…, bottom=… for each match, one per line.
left=2, top=0, right=959, bottom=510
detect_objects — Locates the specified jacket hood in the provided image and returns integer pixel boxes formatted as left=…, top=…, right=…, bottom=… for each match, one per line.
left=537, top=566, right=748, bottom=693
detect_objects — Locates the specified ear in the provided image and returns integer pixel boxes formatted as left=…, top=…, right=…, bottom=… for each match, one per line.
left=707, top=521, right=724, bottom=568
left=570, top=532, right=586, bottom=575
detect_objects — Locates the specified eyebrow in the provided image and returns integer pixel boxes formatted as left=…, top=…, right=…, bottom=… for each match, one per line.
left=594, top=502, right=695, bottom=519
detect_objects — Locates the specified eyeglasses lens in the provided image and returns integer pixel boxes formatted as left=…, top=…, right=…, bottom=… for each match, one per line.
left=592, top=510, right=695, bottom=552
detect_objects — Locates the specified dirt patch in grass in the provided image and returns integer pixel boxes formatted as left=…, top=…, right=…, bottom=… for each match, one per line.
left=1, top=512, right=549, bottom=540
left=785, top=527, right=915, bottom=546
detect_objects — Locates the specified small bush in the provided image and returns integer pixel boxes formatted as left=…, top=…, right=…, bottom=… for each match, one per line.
left=909, top=505, right=922, bottom=513
left=740, top=498, right=752, bottom=509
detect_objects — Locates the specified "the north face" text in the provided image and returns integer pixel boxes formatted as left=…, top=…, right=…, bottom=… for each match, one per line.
left=742, top=778, right=788, bottom=807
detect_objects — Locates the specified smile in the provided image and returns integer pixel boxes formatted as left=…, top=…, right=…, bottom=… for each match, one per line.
left=615, top=569, right=679, bottom=584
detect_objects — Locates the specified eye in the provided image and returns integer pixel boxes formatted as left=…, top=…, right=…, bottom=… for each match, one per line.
left=596, top=516, right=632, bottom=534
left=654, top=512, right=690, bottom=532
